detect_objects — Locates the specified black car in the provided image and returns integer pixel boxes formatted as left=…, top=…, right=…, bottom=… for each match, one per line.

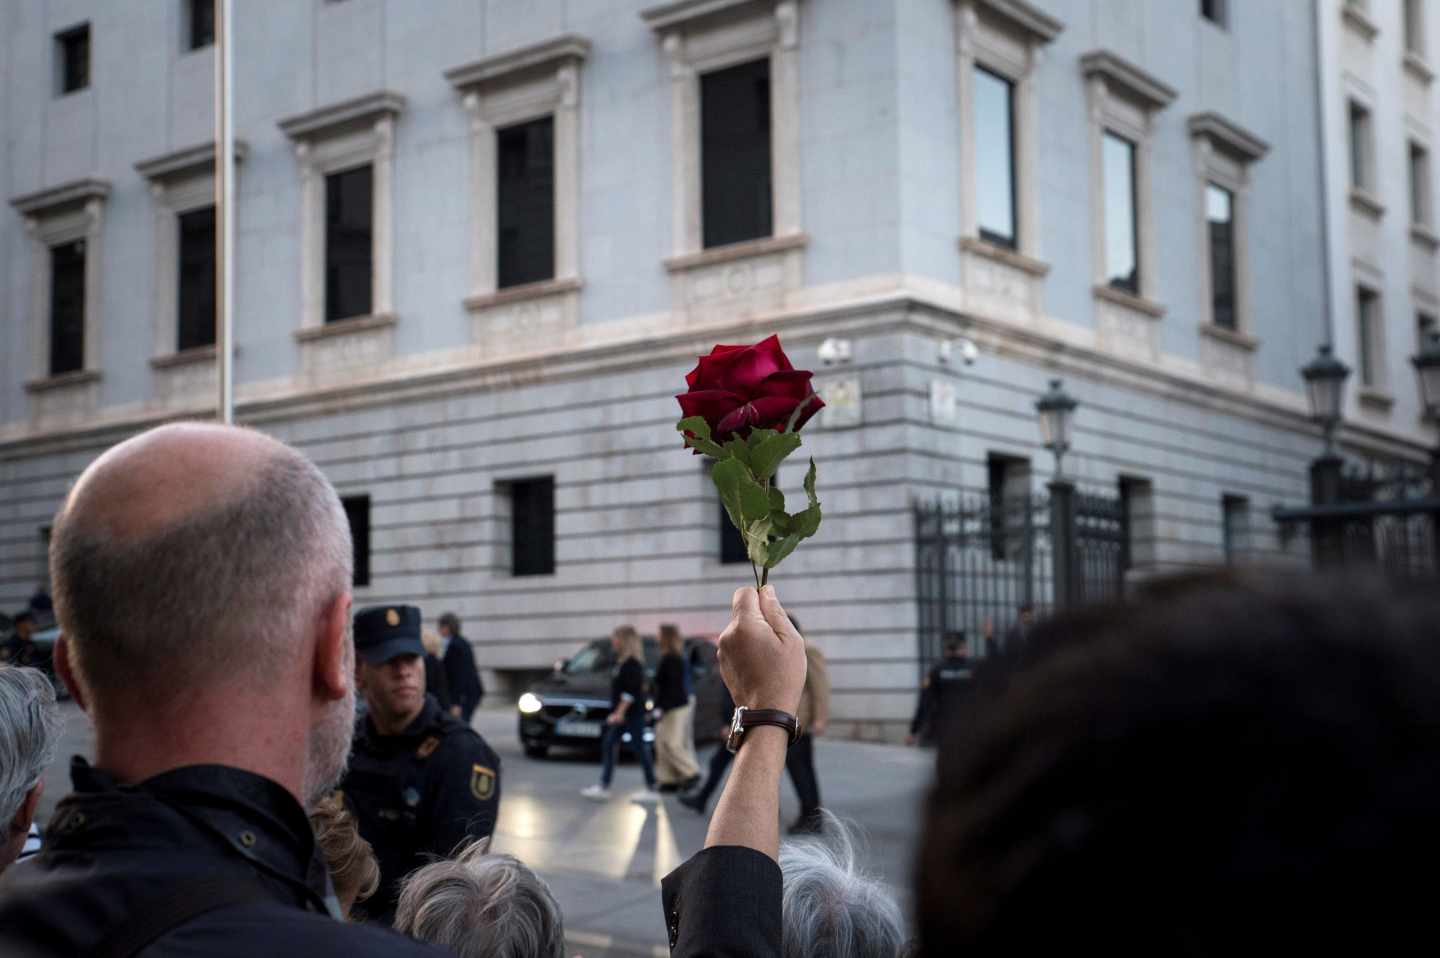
left=517, top=635, right=721, bottom=759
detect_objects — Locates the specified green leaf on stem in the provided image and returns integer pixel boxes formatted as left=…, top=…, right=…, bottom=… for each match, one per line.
left=745, top=518, right=774, bottom=567
left=678, top=416, right=726, bottom=458
left=791, top=458, right=822, bottom=538
left=738, top=472, right=771, bottom=525
left=766, top=533, right=803, bottom=568
left=711, top=458, right=748, bottom=534
left=723, top=438, right=753, bottom=469
left=749, top=431, right=801, bottom=481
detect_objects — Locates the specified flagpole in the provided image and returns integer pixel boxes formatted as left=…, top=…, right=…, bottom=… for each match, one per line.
left=215, top=0, right=235, bottom=424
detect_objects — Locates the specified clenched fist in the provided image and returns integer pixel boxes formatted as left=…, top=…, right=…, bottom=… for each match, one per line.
left=716, top=586, right=808, bottom=716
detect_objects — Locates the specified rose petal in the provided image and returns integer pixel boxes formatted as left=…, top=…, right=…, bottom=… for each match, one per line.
left=715, top=403, right=760, bottom=439
left=791, top=392, right=825, bottom=431
left=677, top=389, right=745, bottom=431
left=711, top=346, right=786, bottom=396
left=745, top=395, right=809, bottom=429
left=755, top=369, right=815, bottom=400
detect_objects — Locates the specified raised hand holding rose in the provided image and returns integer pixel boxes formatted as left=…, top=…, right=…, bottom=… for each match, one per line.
left=675, top=335, right=824, bottom=588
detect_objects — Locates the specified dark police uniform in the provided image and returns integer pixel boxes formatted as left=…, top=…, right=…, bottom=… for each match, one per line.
left=340, top=605, right=501, bottom=925
left=910, top=652, right=975, bottom=745
left=0, top=760, right=442, bottom=957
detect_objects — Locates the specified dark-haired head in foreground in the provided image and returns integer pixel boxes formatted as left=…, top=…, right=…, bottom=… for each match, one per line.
left=916, top=571, right=1440, bottom=955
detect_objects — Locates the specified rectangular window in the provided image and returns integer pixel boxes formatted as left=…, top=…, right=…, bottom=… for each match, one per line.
left=1405, top=0, right=1426, bottom=57
left=324, top=165, right=373, bottom=322
left=1207, top=184, right=1236, bottom=330
left=188, top=0, right=215, bottom=50
left=49, top=241, right=86, bottom=375
left=1410, top=142, right=1432, bottom=226
left=1221, top=494, right=1249, bottom=565
left=1200, top=0, right=1227, bottom=27
left=1419, top=312, right=1436, bottom=352
left=700, top=58, right=773, bottom=249
left=510, top=477, right=556, bottom=577
left=1356, top=286, right=1382, bottom=388
left=56, top=24, right=90, bottom=95
left=177, top=206, right=217, bottom=351
left=497, top=116, right=556, bottom=289
left=1349, top=102, right=1372, bottom=192
left=341, top=495, right=371, bottom=587
left=1118, top=477, right=1154, bottom=572
left=974, top=66, right=1018, bottom=249
left=986, top=454, right=1030, bottom=562
left=1103, top=131, right=1139, bottom=294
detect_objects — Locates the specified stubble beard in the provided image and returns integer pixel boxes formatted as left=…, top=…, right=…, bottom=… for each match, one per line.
left=302, top=622, right=357, bottom=811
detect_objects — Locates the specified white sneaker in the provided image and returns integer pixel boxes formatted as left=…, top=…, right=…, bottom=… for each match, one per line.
left=630, top=788, right=660, bottom=804
left=581, top=785, right=610, bottom=802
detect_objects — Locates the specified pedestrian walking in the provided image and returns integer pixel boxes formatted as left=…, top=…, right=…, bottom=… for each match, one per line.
left=907, top=631, right=974, bottom=747
left=420, top=628, right=452, bottom=713
left=581, top=625, right=658, bottom=804
left=786, top=614, right=829, bottom=834
left=438, top=611, right=485, bottom=723
left=677, top=682, right=735, bottom=814
left=654, top=624, right=701, bottom=792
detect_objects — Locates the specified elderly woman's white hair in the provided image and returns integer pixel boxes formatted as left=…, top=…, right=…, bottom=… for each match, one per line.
left=394, top=839, right=564, bottom=958
left=779, top=813, right=912, bottom=958
left=0, top=667, right=61, bottom=870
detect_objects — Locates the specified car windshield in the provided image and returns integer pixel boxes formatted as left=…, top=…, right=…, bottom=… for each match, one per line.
left=562, top=638, right=661, bottom=674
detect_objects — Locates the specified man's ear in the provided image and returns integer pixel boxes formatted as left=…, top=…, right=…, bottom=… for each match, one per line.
left=54, top=634, right=87, bottom=713
left=315, top=591, right=352, bottom=703
left=10, top=782, right=42, bottom=838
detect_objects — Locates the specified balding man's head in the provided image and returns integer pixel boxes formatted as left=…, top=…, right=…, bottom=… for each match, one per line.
left=50, top=423, right=352, bottom=706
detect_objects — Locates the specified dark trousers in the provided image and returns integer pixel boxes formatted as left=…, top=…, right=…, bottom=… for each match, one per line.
left=785, top=733, right=822, bottom=823
left=692, top=744, right=735, bottom=806
left=600, top=714, right=655, bottom=789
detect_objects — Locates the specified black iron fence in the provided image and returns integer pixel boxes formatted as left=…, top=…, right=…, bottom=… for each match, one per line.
left=915, top=481, right=1126, bottom=677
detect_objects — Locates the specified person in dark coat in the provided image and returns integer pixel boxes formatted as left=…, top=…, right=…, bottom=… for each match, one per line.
left=342, top=605, right=501, bottom=926
left=581, top=625, right=658, bottom=803
left=906, top=631, right=974, bottom=747
left=0, top=423, right=441, bottom=957
left=437, top=612, right=483, bottom=722
left=677, top=679, right=736, bottom=814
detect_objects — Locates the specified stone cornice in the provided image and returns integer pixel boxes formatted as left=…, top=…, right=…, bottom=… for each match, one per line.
left=963, top=0, right=1063, bottom=44
left=641, top=0, right=772, bottom=33
left=1080, top=50, right=1177, bottom=111
left=10, top=178, right=111, bottom=216
left=278, top=91, right=405, bottom=141
left=134, top=140, right=249, bottom=182
left=1187, top=112, right=1269, bottom=163
left=444, top=35, right=590, bottom=91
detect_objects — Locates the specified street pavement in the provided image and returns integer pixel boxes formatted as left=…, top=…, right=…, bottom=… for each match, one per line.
left=38, top=702, right=932, bottom=957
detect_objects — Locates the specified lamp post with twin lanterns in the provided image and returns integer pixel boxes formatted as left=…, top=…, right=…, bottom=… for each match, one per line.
left=1036, top=379, right=1082, bottom=607
left=1299, top=344, right=1351, bottom=566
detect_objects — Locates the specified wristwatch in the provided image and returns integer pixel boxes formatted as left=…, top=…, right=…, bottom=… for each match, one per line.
left=726, top=706, right=802, bottom=754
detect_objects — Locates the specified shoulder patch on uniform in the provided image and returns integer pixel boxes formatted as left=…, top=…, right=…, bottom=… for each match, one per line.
left=416, top=736, right=441, bottom=759
left=470, top=763, right=496, bottom=801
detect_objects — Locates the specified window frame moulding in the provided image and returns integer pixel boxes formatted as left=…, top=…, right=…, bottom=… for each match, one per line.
left=1186, top=112, right=1269, bottom=164
left=962, top=0, right=1063, bottom=44
left=1079, top=50, right=1177, bottom=112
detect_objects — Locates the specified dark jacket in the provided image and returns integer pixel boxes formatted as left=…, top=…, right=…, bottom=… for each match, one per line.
left=341, top=695, right=500, bottom=924
left=611, top=656, right=646, bottom=710
left=910, top=653, right=974, bottom=740
left=423, top=653, right=451, bottom=712
left=442, top=633, right=485, bottom=722
left=655, top=652, right=690, bottom=711
left=662, top=846, right=782, bottom=957
left=0, top=760, right=440, bottom=957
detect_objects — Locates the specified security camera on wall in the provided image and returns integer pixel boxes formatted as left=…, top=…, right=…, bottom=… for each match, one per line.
left=818, top=337, right=852, bottom=366
left=938, top=337, right=978, bottom=366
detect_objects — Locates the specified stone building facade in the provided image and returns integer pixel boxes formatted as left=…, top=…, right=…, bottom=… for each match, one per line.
left=2, top=0, right=1435, bottom=738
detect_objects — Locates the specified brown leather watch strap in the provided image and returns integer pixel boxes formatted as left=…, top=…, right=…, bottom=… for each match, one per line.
left=727, top=706, right=802, bottom=753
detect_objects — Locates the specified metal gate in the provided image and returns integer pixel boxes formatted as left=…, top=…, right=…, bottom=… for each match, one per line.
left=914, top=484, right=1126, bottom=676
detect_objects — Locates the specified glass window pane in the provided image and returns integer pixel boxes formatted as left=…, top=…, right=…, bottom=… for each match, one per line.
left=512, top=477, right=556, bottom=577
left=1357, top=288, right=1379, bottom=387
left=49, top=241, right=86, bottom=375
left=190, top=0, right=215, bottom=50
left=974, top=67, right=1017, bottom=249
left=1103, top=132, right=1138, bottom=293
left=177, top=206, right=217, bottom=351
left=1207, top=184, right=1235, bottom=329
left=497, top=116, right=556, bottom=289
left=701, top=58, right=772, bottom=249
left=325, top=165, right=373, bottom=322
left=1349, top=103, right=1369, bottom=190
left=1410, top=144, right=1430, bottom=225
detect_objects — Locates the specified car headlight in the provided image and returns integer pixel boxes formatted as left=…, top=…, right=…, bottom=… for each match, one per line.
left=517, top=692, right=543, bottom=715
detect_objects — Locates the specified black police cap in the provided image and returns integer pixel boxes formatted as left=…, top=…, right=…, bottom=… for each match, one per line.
left=354, top=604, right=424, bottom=665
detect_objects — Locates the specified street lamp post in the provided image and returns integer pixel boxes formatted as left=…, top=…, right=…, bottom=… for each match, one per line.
left=1036, top=380, right=1080, bottom=608
left=1411, top=330, right=1440, bottom=568
left=1300, top=344, right=1351, bottom=568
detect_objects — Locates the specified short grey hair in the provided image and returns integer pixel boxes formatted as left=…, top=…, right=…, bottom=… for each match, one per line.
left=50, top=432, right=352, bottom=700
left=780, top=814, right=912, bottom=958
left=394, top=840, right=564, bottom=958
left=0, top=668, right=62, bottom=826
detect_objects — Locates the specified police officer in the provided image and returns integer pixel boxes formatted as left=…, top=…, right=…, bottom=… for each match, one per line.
left=0, top=611, right=40, bottom=666
left=907, top=631, right=975, bottom=747
left=341, top=605, right=501, bottom=924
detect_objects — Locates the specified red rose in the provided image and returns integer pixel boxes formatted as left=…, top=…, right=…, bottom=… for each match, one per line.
left=676, top=335, right=825, bottom=441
